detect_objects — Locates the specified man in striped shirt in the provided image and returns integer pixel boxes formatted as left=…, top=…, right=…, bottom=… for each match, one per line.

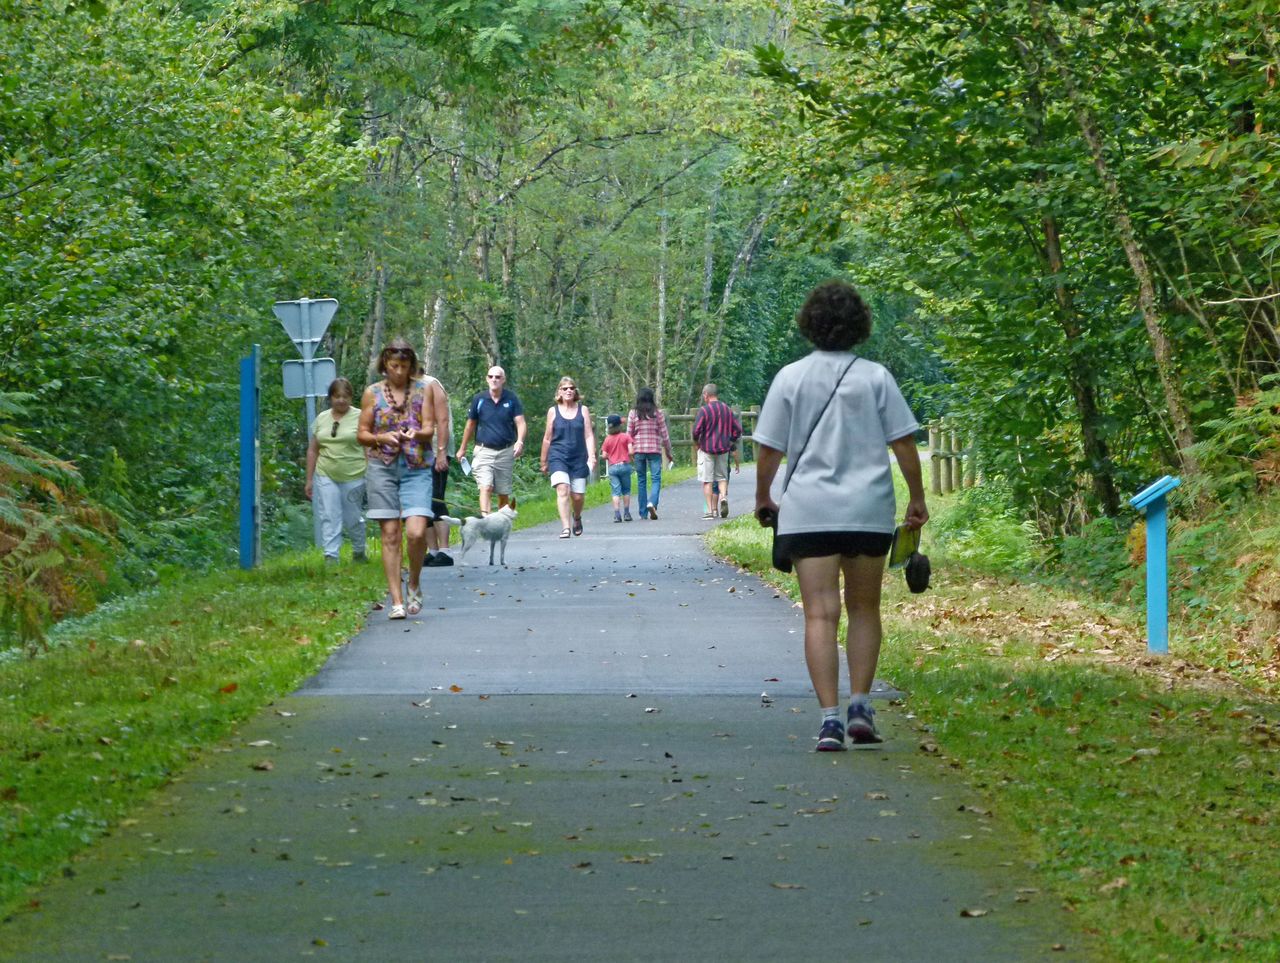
left=692, top=383, right=742, bottom=519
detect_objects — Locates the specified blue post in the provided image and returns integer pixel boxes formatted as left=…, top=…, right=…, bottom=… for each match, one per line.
left=1129, top=475, right=1181, bottom=654
left=239, top=345, right=261, bottom=570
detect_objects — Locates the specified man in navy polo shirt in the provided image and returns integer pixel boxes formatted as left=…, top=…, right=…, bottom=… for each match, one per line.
left=456, top=366, right=527, bottom=514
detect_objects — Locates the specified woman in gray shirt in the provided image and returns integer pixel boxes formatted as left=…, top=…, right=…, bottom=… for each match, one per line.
left=754, top=279, right=928, bottom=751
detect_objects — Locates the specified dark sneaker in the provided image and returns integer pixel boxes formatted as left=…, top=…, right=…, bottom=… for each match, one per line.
left=816, top=718, right=847, bottom=752
left=623, top=508, right=633, bottom=521
left=614, top=511, right=623, bottom=523
left=846, top=703, right=883, bottom=744
left=647, top=504, right=657, bottom=520
left=433, top=552, right=454, bottom=567
left=719, top=497, right=729, bottom=518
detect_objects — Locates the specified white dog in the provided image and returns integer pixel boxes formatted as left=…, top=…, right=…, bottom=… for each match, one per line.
left=438, top=502, right=518, bottom=566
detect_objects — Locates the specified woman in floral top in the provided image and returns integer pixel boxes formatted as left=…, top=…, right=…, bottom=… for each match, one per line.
left=357, top=338, right=436, bottom=620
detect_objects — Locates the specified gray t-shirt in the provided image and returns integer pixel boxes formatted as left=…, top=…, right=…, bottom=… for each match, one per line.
left=754, top=351, right=919, bottom=536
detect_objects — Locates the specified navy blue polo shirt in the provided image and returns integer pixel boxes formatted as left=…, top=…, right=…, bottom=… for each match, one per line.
left=467, top=388, right=524, bottom=448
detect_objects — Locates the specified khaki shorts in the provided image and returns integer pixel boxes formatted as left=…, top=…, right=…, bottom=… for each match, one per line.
left=472, top=444, right=515, bottom=495
left=696, top=449, right=730, bottom=484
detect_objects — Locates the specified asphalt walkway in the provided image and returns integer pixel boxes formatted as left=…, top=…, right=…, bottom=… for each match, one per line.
left=0, top=469, right=1085, bottom=961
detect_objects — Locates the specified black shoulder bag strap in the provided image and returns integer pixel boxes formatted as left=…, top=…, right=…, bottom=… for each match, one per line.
left=781, top=355, right=857, bottom=495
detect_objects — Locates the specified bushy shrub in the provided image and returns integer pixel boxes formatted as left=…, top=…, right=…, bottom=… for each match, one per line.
left=0, top=393, right=112, bottom=648
left=931, top=482, right=1040, bottom=570
left=1053, top=516, right=1136, bottom=600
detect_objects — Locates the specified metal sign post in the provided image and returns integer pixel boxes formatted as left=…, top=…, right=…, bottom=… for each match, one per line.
left=1129, top=474, right=1181, bottom=654
left=273, top=298, right=339, bottom=432
left=239, top=344, right=261, bottom=569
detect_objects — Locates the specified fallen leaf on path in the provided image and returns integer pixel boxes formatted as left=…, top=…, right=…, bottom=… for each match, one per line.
left=449, top=685, right=464, bottom=693
left=771, top=882, right=804, bottom=890
left=246, top=740, right=274, bottom=748
left=219, top=683, right=238, bottom=694
left=251, top=760, right=274, bottom=771
left=960, top=908, right=990, bottom=918
left=865, top=791, right=889, bottom=800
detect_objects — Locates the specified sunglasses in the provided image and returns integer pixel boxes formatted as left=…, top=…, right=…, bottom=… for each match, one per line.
left=487, top=374, right=504, bottom=380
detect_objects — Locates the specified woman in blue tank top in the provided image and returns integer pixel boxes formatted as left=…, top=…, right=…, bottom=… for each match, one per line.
left=539, top=376, right=596, bottom=538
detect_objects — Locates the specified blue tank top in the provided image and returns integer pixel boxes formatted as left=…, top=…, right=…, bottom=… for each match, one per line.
left=547, top=405, right=588, bottom=477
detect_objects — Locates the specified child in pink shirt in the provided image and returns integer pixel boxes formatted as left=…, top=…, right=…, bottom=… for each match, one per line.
left=601, top=415, right=636, bottom=522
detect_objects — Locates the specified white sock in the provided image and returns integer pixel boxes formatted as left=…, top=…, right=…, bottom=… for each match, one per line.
left=849, top=694, right=870, bottom=712
left=821, top=706, right=840, bottom=722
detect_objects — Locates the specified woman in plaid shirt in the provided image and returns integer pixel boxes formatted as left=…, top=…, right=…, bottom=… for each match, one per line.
left=625, top=387, right=676, bottom=520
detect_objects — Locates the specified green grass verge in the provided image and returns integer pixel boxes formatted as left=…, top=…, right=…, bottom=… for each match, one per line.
left=0, top=553, right=387, bottom=915
left=706, top=515, right=1280, bottom=961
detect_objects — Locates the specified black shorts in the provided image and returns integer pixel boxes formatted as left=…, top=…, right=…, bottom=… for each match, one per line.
left=773, top=530, right=893, bottom=562
left=431, top=465, right=448, bottom=517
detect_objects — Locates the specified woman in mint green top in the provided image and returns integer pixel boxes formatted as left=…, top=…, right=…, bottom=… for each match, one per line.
left=305, top=378, right=367, bottom=563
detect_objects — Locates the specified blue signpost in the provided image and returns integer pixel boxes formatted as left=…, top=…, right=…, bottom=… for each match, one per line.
left=1129, top=474, right=1181, bottom=654
left=239, top=345, right=261, bottom=570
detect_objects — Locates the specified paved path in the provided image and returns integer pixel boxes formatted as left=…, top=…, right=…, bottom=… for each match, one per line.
left=0, top=470, right=1085, bottom=961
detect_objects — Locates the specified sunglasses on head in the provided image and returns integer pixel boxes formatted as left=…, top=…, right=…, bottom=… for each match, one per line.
left=388, top=350, right=412, bottom=361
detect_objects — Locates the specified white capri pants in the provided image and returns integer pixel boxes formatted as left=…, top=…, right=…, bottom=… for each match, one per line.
left=313, top=474, right=367, bottom=559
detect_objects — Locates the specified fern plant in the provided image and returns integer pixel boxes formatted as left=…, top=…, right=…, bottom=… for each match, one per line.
left=0, top=392, right=112, bottom=650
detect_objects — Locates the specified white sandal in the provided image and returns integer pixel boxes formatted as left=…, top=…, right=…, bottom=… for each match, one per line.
left=406, top=591, right=423, bottom=616
left=388, top=604, right=407, bottom=620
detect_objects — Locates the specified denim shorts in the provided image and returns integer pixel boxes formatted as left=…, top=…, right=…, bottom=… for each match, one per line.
left=607, top=463, right=632, bottom=497
left=365, top=456, right=435, bottom=520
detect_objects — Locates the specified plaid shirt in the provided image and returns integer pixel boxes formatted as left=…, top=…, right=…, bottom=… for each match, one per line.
left=693, top=399, right=742, bottom=454
left=626, top=409, right=673, bottom=456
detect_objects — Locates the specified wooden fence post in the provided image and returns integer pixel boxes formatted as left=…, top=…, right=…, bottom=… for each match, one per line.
left=952, top=429, right=963, bottom=490
left=929, top=423, right=942, bottom=495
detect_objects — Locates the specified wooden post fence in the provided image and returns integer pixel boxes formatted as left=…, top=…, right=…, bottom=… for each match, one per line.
left=928, top=418, right=977, bottom=494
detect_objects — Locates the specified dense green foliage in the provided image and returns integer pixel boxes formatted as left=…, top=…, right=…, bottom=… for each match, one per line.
left=3, top=0, right=1277, bottom=644
left=752, top=0, right=1280, bottom=528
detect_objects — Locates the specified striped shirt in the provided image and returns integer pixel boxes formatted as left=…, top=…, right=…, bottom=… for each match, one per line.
left=626, top=409, right=673, bottom=456
left=693, top=399, right=742, bottom=454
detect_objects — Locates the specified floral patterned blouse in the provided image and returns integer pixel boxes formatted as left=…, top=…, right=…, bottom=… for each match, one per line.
left=368, top=379, right=430, bottom=468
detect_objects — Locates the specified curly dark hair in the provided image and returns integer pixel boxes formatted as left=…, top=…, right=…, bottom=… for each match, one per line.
left=795, top=279, right=872, bottom=350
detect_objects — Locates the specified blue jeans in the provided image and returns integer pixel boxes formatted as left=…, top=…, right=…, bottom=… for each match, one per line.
left=607, top=463, right=633, bottom=497
left=635, top=452, right=663, bottom=510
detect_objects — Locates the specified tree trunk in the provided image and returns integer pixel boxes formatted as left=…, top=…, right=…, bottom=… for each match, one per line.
left=364, top=254, right=387, bottom=381
left=700, top=207, right=768, bottom=389
left=422, top=145, right=463, bottom=381
left=655, top=203, right=669, bottom=407
left=1041, top=213, right=1122, bottom=515
left=1030, top=2, right=1199, bottom=474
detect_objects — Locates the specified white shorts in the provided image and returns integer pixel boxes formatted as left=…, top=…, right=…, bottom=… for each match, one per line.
left=549, top=471, right=587, bottom=494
